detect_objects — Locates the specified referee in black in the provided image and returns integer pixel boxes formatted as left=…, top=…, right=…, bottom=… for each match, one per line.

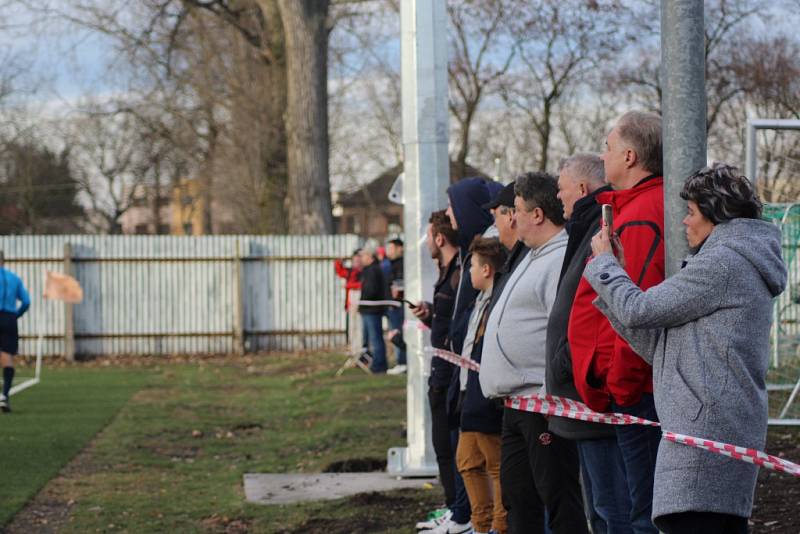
left=0, top=264, right=30, bottom=413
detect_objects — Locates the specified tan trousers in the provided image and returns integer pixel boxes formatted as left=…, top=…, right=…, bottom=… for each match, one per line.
left=456, top=431, right=507, bottom=534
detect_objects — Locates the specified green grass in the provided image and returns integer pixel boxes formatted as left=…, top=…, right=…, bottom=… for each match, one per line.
left=1, top=354, right=439, bottom=533
left=0, top=367, right=150, bottom=526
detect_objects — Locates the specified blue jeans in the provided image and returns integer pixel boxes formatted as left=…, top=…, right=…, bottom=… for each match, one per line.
left=386, top=307, right=406, bottom=365
left=611, top=393, right=661, bottom=534
left=450, top=428, right=471, bottom=524
left=361, top=313, right=386, bottom=373
left=578, top=438, right=634, bottom=534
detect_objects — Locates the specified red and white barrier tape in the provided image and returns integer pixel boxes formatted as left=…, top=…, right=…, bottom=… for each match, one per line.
left=357, top=299, right=402, bottom=308
left=429, top=347, right=800, bottom=478
left=663, top=431, right=800, bottom=477
left=404, top=319, right=431, bottom=331
left=426, top=347, right=481, bottom=372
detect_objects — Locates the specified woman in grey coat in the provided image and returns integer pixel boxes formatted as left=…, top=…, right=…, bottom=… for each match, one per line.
left=585, top=164, right=786, bottom=534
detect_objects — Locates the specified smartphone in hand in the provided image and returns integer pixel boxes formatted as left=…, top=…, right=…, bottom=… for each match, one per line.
left=601, top=204, right=613, bottom=233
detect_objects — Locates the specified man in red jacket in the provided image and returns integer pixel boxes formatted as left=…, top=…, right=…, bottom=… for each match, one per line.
left=569, top=111, right=664, bottom=534
left=334, top=249, right=364, bottom=354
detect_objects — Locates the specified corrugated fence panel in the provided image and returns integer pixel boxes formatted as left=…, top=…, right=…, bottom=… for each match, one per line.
left=0, top=235, right=358, bottom=357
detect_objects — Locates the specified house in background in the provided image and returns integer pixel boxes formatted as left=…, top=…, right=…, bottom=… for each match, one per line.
left=119, top=179, right=236, bottom=235
left=336, top=161, right=489, bottom=239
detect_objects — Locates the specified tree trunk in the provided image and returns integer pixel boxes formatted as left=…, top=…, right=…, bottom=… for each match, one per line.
left=275, top=0, right=333, bottom=234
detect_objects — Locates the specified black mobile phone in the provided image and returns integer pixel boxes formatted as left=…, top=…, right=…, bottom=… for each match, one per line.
left=403, top=299, right=417, bottom=309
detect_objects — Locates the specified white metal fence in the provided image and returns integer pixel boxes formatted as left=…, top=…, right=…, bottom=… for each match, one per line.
left=0, top=235, right=360, bottom=356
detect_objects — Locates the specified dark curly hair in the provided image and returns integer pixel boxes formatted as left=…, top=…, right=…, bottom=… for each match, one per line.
left=679, top=163, right=762, bottom=224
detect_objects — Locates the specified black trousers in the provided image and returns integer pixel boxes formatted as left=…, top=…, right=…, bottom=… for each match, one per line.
left=429, top=386, right=456, bottom=507
left=500, top=407, right=588, bottom=534
left=656, top=512, right=748, bottom=534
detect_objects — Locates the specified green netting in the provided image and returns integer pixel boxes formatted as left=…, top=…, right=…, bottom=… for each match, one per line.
left=763, top=203, right=800, bottom=421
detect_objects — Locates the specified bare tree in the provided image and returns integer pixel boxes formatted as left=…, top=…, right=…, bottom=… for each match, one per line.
left=499, top=0, right=628, bottom=171
left=273, top=0, right=333, bottom=233
left=447, top=0, right=514, bottom=180
left=611, top=0, right=771, bottom=135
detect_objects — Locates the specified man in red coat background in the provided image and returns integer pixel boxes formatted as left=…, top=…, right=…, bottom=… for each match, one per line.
left=334, top=248, right=365, bottom=354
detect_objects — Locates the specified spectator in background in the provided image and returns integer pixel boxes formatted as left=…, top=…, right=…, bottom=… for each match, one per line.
left=333, top=249, right=365, bottom=356
left=386, top=238, right=407, bottom=375
left=480, top=172, right=587, bottom=534
left=0, top=265, right=31, bottom=413
left=572, top=111, right=665, bottom=533
left=456, top=236, right=508, bottom=534
left=358, top=246, right=388, bottom=374
left=546, top=154, right=632, bottom=534
left=377, top=245, right=392, bottom=281
left=586, top=164, right=786, bottom=533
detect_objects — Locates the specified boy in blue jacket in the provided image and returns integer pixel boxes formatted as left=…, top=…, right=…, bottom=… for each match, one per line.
left=456, top=236, right=508, bottom=534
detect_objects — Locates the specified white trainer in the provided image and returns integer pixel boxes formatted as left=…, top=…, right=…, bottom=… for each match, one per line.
left=418, top=519, right=473, bottom=534
left=386, top=364, right=407, bottom=375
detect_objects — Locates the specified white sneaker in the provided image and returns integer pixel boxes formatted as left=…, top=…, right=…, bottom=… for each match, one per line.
left=386, top=364, right=407, bottom=375
left=416, top=508, right=451, bottom=530
left=419, top=518, right=472, bottom=534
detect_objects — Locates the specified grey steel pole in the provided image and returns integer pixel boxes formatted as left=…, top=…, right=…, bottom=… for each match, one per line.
left=661, top=0, right=706, bottom=276
left=387, top=0, right=449, bottom=477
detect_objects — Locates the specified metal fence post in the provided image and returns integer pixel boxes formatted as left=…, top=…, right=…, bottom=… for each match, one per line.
left=63, top=242, right=76, bottom=361
left=661, top=0, right=706, bottom=276
left=234, top=240, right=245, bottom=355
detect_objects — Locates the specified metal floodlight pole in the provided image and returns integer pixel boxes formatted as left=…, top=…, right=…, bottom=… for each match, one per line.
left=387, top=0, right=449, bottom=477
left=661, top=0, right=707, bottom=276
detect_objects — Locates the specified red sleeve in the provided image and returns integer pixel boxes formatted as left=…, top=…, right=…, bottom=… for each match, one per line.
left=334, top=259, right=348, bottom=279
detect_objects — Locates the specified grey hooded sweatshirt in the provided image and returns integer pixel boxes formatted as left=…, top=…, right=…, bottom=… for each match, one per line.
left=480, top=229, right=568, bottom=398
left=584, top=218, right=787, bottom=523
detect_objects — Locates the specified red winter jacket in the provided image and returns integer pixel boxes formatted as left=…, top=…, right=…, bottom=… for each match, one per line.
left=569, top=176, right=665, bottom=410
left=334, top=259, right=362, bottom=311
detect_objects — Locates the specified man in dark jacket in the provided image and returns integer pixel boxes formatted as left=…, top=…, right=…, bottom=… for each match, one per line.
left=546, top=154, right=632, bottom=533
left=358, top=246, right=388, bottom=373
left=413, top=210, right=466, bottom=532
left=386, top=238, right=407, bottom=374
left=415, top=177, right=501, bottom=534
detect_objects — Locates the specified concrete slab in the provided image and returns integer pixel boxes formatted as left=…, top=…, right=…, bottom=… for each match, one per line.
left=243, top=473, right=439, bottom=505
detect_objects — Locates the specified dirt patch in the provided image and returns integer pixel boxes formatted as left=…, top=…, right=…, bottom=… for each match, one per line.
left=276, top=490, right=440, bottom=534
left=750, top=430, right=800, bottom=533
left=201, top=514, right=251, bottom=534
left=323, top=458, right=387, bottom=473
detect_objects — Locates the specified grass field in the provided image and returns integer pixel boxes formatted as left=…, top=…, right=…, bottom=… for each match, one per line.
left=0, top=367, right=150, bottom=527
left=3, top=352, right=799, bottom=533
left=1, top=353, right=440, bottom=533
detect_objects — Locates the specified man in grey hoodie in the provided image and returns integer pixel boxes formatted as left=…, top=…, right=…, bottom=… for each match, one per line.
left=479, top=172, right=588, bottom=534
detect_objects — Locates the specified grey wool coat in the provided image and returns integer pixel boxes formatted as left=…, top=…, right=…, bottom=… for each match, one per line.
left=584, top=218, right=787, bottom=522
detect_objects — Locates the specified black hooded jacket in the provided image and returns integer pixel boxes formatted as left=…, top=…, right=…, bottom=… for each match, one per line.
left=545, top=187, right=616, bottom=440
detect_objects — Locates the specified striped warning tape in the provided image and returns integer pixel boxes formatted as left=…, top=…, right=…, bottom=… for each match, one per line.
left=356, top=299, right=402, bottom=308
left=429, top=347, right=800, bottom=478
